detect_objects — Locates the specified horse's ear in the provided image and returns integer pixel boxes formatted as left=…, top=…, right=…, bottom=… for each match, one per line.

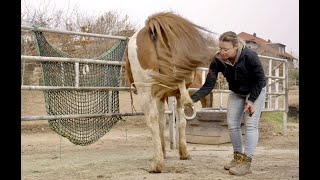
left=148, top=25, right=157, bottom=40
left=150, top=31, right=156, bottom=40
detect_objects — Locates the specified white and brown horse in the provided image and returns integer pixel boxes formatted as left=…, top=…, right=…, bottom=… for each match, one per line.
left=126, top=12, right=214, bottom=173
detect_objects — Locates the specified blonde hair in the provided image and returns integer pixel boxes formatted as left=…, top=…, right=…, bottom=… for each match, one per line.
left=215, top=31, right=246, bottom=67
left=219, top=31, right=246, bottom=47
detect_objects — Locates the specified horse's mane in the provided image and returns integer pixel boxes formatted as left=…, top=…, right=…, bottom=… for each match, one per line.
left=145, top=11, right=214, bottom=87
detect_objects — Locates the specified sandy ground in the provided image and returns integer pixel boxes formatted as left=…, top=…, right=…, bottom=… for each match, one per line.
left=21, top=90, right=299, bottom=180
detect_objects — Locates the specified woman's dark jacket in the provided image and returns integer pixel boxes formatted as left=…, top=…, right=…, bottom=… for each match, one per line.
left=191, top=47, right=266, bottom=103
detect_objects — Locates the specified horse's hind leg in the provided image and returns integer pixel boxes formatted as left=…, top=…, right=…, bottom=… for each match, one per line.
left=176, top=97, right=192, bottom=160
left=158, top=100, right=166, bottom=159
left=141, top=94, right=164, bottom=173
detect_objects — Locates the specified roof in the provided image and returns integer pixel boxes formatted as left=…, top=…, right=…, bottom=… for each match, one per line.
left=266, top=42, right=286, bottom=46
left=238, top=32, right=296, bottom=60
left=238, top=32, right=269, bottom=45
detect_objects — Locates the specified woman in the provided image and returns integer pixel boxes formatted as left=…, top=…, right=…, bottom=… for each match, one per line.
left=190, top=31, right=266, bottom=176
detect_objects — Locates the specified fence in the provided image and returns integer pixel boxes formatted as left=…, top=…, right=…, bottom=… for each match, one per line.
left=21, top=25, right=288, bottom=148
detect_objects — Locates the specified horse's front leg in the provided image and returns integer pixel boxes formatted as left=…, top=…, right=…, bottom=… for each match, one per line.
left=178, top=80, right=196, bottom=119
left=175, top=96, right=192, bottom=160
left=141, top=94, right=164, bottom=173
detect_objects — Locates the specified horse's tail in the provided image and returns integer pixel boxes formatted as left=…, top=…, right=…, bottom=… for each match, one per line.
left=125, top=48, right=137, bottom=94
left=145, top=11, right=214, bottom=87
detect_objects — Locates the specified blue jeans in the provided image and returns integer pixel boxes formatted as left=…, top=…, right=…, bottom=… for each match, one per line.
left=227, top=87, right=266, bottom=156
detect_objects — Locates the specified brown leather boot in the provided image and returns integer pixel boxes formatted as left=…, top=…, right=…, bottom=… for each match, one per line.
left=229, top=153, right=252, bottom=175
left=224, top=151, right=240, bottom=170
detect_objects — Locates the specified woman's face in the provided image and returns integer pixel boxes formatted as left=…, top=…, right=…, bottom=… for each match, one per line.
left=218, top=41, right=237, bottom=60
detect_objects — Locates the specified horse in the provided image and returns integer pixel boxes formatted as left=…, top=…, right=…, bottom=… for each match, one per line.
left=125, top=11, right=214, bottom=173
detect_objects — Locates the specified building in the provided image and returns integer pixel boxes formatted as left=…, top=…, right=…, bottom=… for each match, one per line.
left=238, top=32, right=299, bottom=69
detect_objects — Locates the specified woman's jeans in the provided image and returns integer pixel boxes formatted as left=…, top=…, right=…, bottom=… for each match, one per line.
left=227, top=87, right=266, bottom=156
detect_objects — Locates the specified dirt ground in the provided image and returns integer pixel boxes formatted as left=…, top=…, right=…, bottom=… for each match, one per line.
left=21, top=90, right=299, bottom=180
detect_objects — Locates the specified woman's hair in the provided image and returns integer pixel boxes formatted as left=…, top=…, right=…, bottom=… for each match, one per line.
left=215, top=31, right=246, bottom=67
left=219, top=31, right=246, bottom=47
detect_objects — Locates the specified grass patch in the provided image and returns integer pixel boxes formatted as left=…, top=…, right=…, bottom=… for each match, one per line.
left=261, top=112, right=284, bottom=125
left=262, top=111, right=297, bottom=124
left=260, top=111, right=298, bottom=135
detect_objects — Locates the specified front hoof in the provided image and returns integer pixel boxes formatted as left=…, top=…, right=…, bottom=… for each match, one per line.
left=180, top=154, right=192, bottom=160
left=183, top=104, right=196, bottom=120
left=148, top=169, right=162, bottom=173
left=148, top=161, right=164, bottom=173
left=148, top=167, right=162, bottom=173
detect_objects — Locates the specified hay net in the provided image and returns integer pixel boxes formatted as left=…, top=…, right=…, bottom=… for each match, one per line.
left=32, top=29, right=127, bottom=146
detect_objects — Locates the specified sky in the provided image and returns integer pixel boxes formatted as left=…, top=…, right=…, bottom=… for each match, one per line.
left=22, top=0, right=299, bottom=58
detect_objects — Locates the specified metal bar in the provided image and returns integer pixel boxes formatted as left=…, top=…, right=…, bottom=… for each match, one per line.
left=21, top=112, right=145, bottom=121
left=21, top=55, right=125, bottom=65
left=168, top=96, right=176, bottom=149
left=268, top=59, right=272, bottom=109
left=265, top=75, right=285, bottom=79
left=266, top=92, right=285, bottom=95
left=195, top=109, right=227, bottom=113
left=75, top=63, right=79, bottom=87
left=275, top=68, right=279, bottom=109
left=21, top=85, right=135, bottom=91
left=21, top=25, right=128, bottom=40
left=22, top=110, right=173, bottom=121
left=266, top=78, right=282, bottom=86
left=60, top=63, right=65, bottom=86
left=21, top=59, right=26, bottom=85
left=272, top=61, right=285, bottom=70
left=258, top=55, right=287, bottom=62
left=189, top=88, right=284, bottom=95
left=262, top=109, right=286, bottom=112
left=283, top=61, right=288, bottom=134
left=194, top=108, right=285, bottom=113
left=188, top=88, right=230, bottom=93
left=108, top=91, right=112, bottom=113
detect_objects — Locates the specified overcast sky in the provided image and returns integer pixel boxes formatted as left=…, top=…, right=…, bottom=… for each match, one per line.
left=22, top=0, right=299, bottom=57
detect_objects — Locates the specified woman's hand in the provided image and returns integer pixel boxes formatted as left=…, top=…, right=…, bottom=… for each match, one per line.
left=244, top=101, right=254, bottom=117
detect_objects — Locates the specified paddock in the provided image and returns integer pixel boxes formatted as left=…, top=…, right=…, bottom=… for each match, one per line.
left=21, top=25, right=298, bottom=179
left=21, top=90, right=298, bottom=180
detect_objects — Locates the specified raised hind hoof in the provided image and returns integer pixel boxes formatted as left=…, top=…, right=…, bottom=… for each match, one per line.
left=180, top=154, right=192, bottom=160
